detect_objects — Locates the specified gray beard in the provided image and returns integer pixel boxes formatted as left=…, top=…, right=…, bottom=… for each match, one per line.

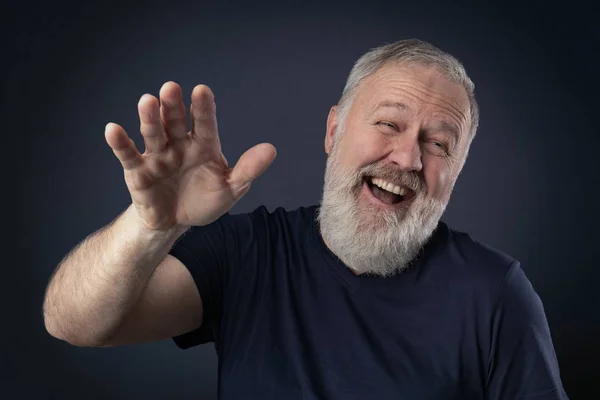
left=316, top=143, right=449, bottom=277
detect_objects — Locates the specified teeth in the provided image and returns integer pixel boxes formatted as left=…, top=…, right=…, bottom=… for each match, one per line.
left=371, top=177, right=406, bottom=196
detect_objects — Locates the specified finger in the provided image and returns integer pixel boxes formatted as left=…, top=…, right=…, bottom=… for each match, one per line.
left=190, top=84, right=218, bottom=141
left=159, top=81, right=188, bottom=140
left=228, top=143, right=277, bottom=192
left=105, top=123, right=143, bottom=170
left=138, top=94, right=167, bottom=153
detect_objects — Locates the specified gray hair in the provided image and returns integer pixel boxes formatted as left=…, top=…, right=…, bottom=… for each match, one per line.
left=336, top=39, right=479, bottom=143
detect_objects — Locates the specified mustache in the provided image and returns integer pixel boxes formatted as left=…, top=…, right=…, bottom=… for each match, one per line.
left=358, top=163, right=425, bottom=193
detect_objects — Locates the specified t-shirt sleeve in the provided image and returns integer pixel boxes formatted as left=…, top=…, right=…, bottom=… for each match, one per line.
left=168, top=213, right=236, bottom=350
left=485, top=261, right=569, bottom=399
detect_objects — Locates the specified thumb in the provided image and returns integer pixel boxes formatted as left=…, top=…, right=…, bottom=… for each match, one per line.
left=228, top=143, right=277, bottom=191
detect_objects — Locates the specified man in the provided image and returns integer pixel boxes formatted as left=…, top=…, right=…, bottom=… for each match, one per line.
left=43, top=39, right=569, bottom=399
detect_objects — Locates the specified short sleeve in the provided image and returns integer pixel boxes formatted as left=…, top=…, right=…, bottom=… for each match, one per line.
left=485, top=261, right=569, bottom=399
left=168, top=213, right=234, bottom=350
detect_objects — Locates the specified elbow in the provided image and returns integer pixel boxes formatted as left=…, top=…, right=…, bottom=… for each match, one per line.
left=43, top=308, right=108, bottom=348
left=44, top=321, right=108, bottom=347
left=42, top=311, right=76, bottom=345
left=42, top=289, right=73, bottom=343
left=43, top=315, right=63, bottom=341
left=42, top=300, right=66, bottom=341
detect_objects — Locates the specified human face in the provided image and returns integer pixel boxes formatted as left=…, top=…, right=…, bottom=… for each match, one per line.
left=317, top=63, right=471, bottom=276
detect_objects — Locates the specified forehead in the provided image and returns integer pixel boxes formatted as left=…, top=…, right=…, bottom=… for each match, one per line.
left=351, top=63, right=470, bottom=129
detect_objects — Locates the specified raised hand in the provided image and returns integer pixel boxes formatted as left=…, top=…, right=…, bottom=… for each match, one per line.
left=105, top=82, right=277, bottom=231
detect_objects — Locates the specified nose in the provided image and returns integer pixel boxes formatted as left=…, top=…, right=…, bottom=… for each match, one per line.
left=387, top=131, right=423, bottom=172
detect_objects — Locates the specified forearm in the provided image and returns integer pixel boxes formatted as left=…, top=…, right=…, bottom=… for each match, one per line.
left=43, top=204, right=188, bottom=346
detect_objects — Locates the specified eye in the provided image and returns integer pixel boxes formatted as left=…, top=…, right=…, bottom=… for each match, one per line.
left=377, top=121, right=397, bottom=130
left=426, top=140, right=449, bottom=155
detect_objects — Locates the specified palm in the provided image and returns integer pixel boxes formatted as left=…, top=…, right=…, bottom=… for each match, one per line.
left=106, top=82, right=276, bottom=231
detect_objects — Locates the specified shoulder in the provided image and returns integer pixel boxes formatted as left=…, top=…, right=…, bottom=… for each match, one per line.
left=438, top=221, right=518, bottom=279
left=244, top=204, right=318, bottom=222
left=182, top=204, right=317, bottom=239
left=426, top=223, right=549, bottom=333
left=236, top=204, right=318, bottom=234
left=428, top=222, right=525, bottom=307
left=224, top=204, right=319, bottom=269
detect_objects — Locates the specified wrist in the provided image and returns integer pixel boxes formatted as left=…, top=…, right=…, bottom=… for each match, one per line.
left=121, top=204, right=187, bottom=248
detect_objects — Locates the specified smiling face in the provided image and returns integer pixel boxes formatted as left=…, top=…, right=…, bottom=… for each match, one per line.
left=317, top=62, right=472, bottom=276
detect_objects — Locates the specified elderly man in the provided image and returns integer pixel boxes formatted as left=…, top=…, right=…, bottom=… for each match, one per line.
left=43, top=39, right=568, bottom=399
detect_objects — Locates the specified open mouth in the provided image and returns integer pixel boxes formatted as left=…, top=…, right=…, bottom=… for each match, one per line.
left=363, top=176, right=416, bottom=207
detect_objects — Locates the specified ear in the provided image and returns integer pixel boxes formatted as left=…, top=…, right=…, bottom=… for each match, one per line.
left=325, top=105, right=339, bottom=155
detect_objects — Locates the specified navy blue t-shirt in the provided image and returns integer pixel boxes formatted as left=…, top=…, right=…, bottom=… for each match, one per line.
left=168, top=205, right=568, bottom=400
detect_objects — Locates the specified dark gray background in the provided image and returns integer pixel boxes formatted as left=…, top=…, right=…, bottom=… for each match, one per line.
left=5, top=0, right=599, bottom=398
